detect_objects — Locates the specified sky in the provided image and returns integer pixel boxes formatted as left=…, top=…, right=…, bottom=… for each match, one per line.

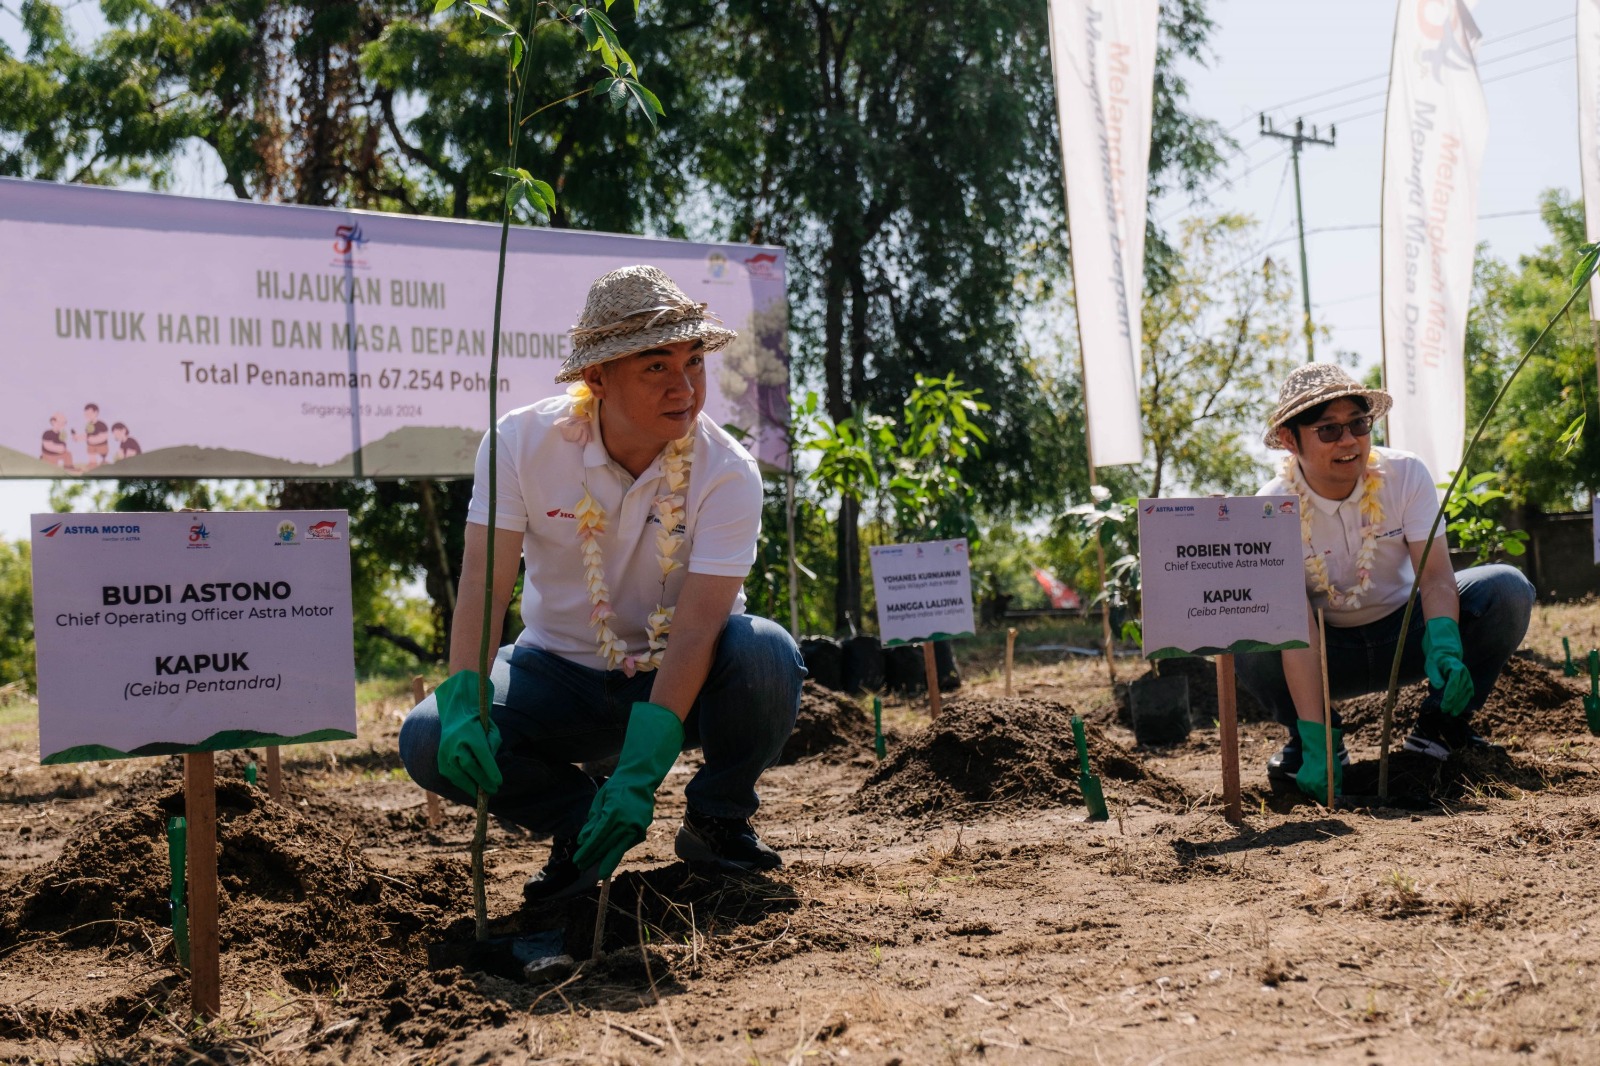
left=0, top=0, right=1586, bottom=540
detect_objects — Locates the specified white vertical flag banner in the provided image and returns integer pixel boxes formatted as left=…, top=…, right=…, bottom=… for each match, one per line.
left=1380, top=0, right=1487, bottom=479
left=1580, top=0, right=1600, bottom=321
left=1048, top=0, right=1160, bottom=469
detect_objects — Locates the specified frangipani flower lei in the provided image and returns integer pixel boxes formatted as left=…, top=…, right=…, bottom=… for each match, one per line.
left=565, top=381, right=692, bottom=675
left=1281, top=451, right=1385, bottom=610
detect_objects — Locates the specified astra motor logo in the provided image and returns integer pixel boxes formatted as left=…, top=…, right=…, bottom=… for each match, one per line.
left=1143, top=503, right=1197, bottom=515
left=41, top=520, right=140, bottom=541
left=333, top=223, right=369, bottom=256
left=307, top=520, right=342, bottom=541
left=187, top=522, right=212, bottom=549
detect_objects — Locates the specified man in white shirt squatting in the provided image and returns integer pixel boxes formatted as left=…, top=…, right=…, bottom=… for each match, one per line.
left=400, top=265, right=805, bottom=902
left=1235, top=364, right=1535, bottom=800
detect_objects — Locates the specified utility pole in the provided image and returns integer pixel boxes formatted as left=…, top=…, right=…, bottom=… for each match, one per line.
left=1260, top=115, right=1336, bottom=360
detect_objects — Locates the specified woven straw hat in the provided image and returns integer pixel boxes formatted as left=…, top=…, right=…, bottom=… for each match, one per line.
left=1264, top=363, right=1392, bottom=449
left=556, top=265, right=737, bottom=383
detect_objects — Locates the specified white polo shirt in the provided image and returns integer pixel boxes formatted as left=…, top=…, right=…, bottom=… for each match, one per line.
left=1258, top=446, right=1443, bottom=628
left=467, top=396, right=762, bottom=669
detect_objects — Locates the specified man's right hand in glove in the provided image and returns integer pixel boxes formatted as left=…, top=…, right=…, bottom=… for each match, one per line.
left=434, top=670, right=502, bottom=796
left=572, top=701, right=684, bottom=879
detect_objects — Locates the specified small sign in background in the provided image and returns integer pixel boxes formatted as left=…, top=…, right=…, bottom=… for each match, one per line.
left=868, top=539, right=977, bottom=645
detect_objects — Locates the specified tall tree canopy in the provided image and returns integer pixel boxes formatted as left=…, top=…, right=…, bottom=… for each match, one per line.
left=1467, top=190, right=1600, bottom=512
left=662, top=0, right=1226, bottom=628
left=2, top=0, right=1229, bottom=643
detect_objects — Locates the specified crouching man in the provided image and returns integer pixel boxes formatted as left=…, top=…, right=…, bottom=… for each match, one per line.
left=400, top=264, right=805, bottom=901
left=1235, top=364, right=1535, bottom=798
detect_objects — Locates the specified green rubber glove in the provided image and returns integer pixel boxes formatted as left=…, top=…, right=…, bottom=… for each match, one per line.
left=1422, top=616, right=1474, bottom=717
left=434, top=670, right=503, bottom=796
left=572, top=702, right=684, bottom=878
left=1294, top=719, right=1343, bottom=801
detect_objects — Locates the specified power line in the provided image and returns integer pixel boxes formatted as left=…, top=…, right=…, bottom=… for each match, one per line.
left=1169, top=14, right=1581, bottom=223
left=1225, top=12, right=1576, bottom=133
left=1202, top=209, right=1544, bottom=290
left=1320, top=54, right=1578, bottom=128
left=1290, top=34, right=1575, bottom=123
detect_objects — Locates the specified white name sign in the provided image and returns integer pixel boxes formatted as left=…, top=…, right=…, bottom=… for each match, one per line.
left=1137, top=496, right=1310, bottom=658
left=31, top=510, right=356, bottom=764
left=868, top=539, right=976, bottom=646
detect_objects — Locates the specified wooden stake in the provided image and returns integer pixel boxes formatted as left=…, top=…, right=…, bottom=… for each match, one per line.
left=591, top=875, right=612, bottom=961
left=1317, top=608, right=1335, bottom=809
left=412, top=675, right=442, bottom=827
left=1216, top=654, right=1241, bottom=824
left=182, top=753, right=221, bottom=1018
left=264, top=746, right=282, bottom=802
left=1092, top=534, right=1118, bottom=684
left=922, top=641, right=943, bottom=719
left=1004, top=627, right=1017, bottom=697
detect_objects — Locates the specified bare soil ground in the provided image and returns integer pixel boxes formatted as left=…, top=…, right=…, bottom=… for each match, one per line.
left=2, top=604, right=1599, bottom=1064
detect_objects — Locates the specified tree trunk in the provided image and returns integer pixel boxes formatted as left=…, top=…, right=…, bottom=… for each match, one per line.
left=824, top=231, right=862, bottom=633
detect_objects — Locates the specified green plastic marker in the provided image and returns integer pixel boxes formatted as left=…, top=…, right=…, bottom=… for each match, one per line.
left=245, top=761, right=258, bottom=786
left=1564, top=637, right=1579, bottom=677
left=1071, top=715, right=1109, bottom=822
left=168, top=816, right=190, bottom=968
left=873, top=697, right=886, bottom=760
left=1586, top=650, right=1600, bottom=737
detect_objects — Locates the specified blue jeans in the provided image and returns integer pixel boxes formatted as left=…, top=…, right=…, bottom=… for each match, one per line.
left=1234, top=565, right=1536, bottom=737
left=398, top=614, right=806, bottom=839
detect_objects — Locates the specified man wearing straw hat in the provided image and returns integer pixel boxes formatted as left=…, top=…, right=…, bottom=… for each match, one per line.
left=1235, top=363, right=1535, bottom=799
left=399, top=264, right=805, bottom=901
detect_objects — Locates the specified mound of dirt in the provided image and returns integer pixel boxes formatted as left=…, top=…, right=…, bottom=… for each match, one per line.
left=777, top=681, right=875, bottom=764
left=0, top=778, right=462, bottom=989
left=1335, top=653, right=1585, bottom=739
left=851, top=697, right=1189, bottom=818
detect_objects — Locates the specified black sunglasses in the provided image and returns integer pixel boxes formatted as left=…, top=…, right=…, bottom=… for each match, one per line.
left=1310, top=416, right=1374, bottom=443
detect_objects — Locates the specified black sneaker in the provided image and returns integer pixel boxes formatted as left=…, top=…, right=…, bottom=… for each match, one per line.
left=1403, top=711, right=1503, bottom=761
left=522, top=834, right=594, bottom=904
left=674, top=810, right=782, bottom=872
left=1266, top=739, right=1351, bottom=783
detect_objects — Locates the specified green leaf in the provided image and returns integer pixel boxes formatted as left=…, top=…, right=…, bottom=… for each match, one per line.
left=579, top=10, right=599, bottom=48
left=511, top=34, right=523, bottom=71
left=612, top=43, right=637, bottom=77
left=1573, top=241, right=1599, bottom=289
left=627, top=78, right=664, bottom=116
left=434, top=0, right=457, bottom=12
left=1558, top=411, right=1585, bottom=456
left=465, top=2, right=514, bottom=31
left=529, top=178, right=556, bottom=211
